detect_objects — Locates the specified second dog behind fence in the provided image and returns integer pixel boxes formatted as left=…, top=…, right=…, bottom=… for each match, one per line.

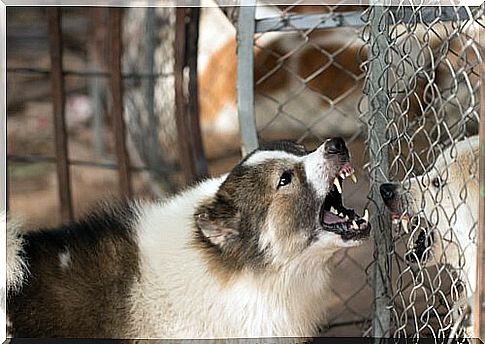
left=380, top=135, right=480, bottom=337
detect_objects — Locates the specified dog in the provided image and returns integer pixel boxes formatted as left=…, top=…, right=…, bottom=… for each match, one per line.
left=380, top=135, right=479, bottom=336
left=6, top=138, right=370, bottom=339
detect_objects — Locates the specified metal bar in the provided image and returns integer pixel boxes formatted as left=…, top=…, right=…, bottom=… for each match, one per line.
left=474, top=32, right=485, bottom=341
left=174, top=6, right=209, bottom=185
left=256, top=11, right=365, bottom=33
left=6, top=154, right=171, bottom=173
left=367, top=5, right=392, bottom=339
left=186, top=6, right=209, bottom=180
left=255, top=7, right=475, bottom=33
left=145, top=7, right=156, bottom=159
left=109, top=8, right=132, bottom=197
left=237, top=1, right=258, bottom=156
left=1, top=1, right=6, bottom=215
left=174, top=7, right=193, bottom=184
left=88, top=7, right=107, bottom=159
left=48, top=8, right=73, bottom=223
left=6, top=67, right=173, bottom=79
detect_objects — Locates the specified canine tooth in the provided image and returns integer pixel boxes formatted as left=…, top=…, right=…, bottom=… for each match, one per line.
left=363, top=209, right=369, bottom=222
left=392, top=219, right=400, bottom=225
left=339, top=212, right=344, bottom=218
left=344, top=215, right=349, bottom=221
left=350, top=173, right=357, bottom=184
left=333, top=178, right=342, bottom=193
left=351, top=221, right=359, bottom=230
left=330, top=207, right=338, bottom=214
left=340, top=173, right=346, bottom=179
left=402, top=218, right=409, bottom=234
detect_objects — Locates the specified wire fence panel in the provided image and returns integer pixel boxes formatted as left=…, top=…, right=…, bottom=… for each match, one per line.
left=253, top=5, right=367, bottom=146
left=238, top=2, right=484, bottom=339
left=361, top=4, right=483, bottom=340
left=242, top=3, right=373, bottom=337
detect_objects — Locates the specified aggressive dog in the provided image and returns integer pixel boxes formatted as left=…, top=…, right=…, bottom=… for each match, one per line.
left=6, top=138, right=370, bottom=339
left=380, top=135, right=479, bottom=335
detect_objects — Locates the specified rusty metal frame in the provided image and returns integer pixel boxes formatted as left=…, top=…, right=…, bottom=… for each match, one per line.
left=174, top=6, right=208, bottom=185
left=48, top=8, right=73, bottom=222
left=109, top=7, right=132, bottom=197
left=8, top=6, right=210, bottom=222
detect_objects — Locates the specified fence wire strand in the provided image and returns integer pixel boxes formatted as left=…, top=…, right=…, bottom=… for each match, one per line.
left=247, top=3, right=483, bottom=338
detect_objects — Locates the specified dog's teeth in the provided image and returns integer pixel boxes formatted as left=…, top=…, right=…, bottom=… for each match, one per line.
left=344, top=215, right=349, bottom=221
left=339, top=212, right=344, bottom=218
left=402, top=218, right=409, bottom=234
left=392, top=219, right=400, bottom=225
left=330, top=207, right=338, bottom=214
left=363, top=209, right=369, bottom=222
left=350, top=173, right=357, bottom=184
left=352, top=221, right=359, bottom=230
left=340, top=173, right=346, bottom=179
left=333, top=178, right=342, bottom=194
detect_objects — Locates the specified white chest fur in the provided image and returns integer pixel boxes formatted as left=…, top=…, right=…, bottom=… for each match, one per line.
left=126, top=177, right=335, bottom=338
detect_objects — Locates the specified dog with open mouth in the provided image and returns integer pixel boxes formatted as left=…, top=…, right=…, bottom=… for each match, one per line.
left=6, top=138, right=370, bottom=339
left=380, top=135, right=479, bottom=336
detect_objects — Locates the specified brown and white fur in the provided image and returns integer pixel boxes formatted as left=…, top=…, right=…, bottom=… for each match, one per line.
left=380, top=135, right=479, bottom=336
left=6, top=138, right=370, bottom=339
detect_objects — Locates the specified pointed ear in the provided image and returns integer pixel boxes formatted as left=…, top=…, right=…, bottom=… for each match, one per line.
left=195, top=206, right=240, bottom=247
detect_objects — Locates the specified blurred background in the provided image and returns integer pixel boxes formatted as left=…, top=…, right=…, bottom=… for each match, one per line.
left=7, top=5, right=240, bottom=227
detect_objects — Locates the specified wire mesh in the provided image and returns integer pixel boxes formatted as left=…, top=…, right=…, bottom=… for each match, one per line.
left=361, top=4, right=483, bottom=340
left=241, top=2, right=484, bottom=339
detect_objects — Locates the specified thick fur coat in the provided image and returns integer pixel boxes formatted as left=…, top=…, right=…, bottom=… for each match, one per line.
left=6, top=139, right=370, bottom=339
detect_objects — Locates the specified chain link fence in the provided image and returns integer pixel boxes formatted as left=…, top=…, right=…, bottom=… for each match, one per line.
left=234, top=2, right=484, bottom=339
left=363, top=4, right=483, bottom=340
left=5, top=3, right=484, bottom=339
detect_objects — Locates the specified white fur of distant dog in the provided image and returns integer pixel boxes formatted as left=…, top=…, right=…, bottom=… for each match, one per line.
left=405, top=136, right=479, bottom=337
left=407, top=136, right=479, bottom=296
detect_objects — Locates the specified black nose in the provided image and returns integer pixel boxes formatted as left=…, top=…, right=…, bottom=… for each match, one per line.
left=380, top=183, right=399, bottom=202
left=324, top=137, right=348, bottom=156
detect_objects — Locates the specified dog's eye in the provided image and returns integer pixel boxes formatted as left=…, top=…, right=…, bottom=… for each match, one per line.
left=278, top=171, right=292, bottom=188
left=431, top=177, right=444, bottom=188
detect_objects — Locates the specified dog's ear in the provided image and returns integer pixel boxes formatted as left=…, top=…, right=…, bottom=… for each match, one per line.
left=195, top=200, right=240, bottom=247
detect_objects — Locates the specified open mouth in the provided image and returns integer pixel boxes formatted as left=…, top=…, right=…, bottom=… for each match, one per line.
left=319, top=163, right=371, bottom=241
left=404, top=217, right=434, bottom=264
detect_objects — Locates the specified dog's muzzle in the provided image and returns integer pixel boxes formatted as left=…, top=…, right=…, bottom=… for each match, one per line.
left=380, top=183, right=434, bottom=264
left=319, top=138, right=371, bottom=241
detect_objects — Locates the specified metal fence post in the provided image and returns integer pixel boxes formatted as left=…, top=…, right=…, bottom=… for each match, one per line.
left=88, top=8, right=107, bottom=159
left=1, top=1, right=6, bottom=215
left=174, top=6, right=208, bottom=185
left=475, top=36, right=485, bottom=340
left=144, top=7, right=159, bottom=175
left=237, top=0, right=258, bottom=156
left=366, top=4, right=392, bottom=339
left=48, top=8, right=74, bottom=222
left=109, top=8, right=133, bottom=197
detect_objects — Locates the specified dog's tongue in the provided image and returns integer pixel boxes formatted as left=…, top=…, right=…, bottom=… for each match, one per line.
left=323, top=211, right=347, bottom=225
